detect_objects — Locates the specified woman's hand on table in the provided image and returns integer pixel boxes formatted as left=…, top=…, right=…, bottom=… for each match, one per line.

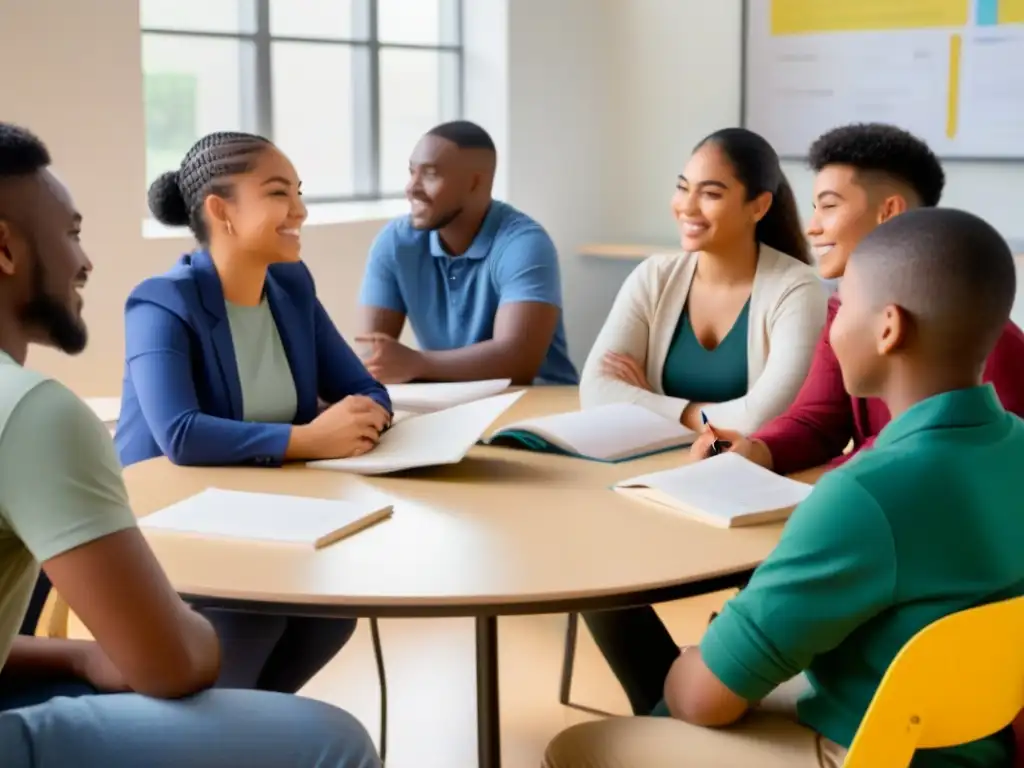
left=290, top=396, right=390, bottom=460
left=691, top=423, right=773, bottom=469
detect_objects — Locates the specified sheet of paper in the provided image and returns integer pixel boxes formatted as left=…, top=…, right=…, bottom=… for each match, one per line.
left=85, top=396, right=121, bottom=424
left=308, top=390, right=526, bottom=475
left=140, top=488, right=388, bottom=546
left=386, top=379, right=512, bottom=413
left=501, top=402, right=693, bottom=460
left=619, top=452, right=812, bottom=520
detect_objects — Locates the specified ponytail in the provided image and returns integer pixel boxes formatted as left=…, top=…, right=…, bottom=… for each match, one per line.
left=755, top=177, right=811, bottom=264
left=695, top=127, right=811, bottom=265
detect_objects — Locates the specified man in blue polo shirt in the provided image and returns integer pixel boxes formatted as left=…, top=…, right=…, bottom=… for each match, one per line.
left=356, top=121, right=578, bottom=385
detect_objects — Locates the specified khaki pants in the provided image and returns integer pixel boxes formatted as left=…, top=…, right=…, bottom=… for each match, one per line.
left=544, top=676, right=847, bottom=768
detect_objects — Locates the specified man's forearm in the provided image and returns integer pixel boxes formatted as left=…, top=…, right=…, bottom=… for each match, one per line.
left=418, top=339, right=541, bottom=385
left=0, top=636, right=93, bottom=683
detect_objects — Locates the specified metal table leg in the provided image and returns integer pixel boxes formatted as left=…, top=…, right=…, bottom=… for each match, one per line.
left=475, top=615, right=501, bottom=768
left=370, top=618, right=387, bottom=763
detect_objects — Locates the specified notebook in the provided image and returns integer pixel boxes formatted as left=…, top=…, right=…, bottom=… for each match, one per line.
left=484, top=402, right=695, bottom=462
left=307, top=390, right=526, bottom=475
left=614, top=452, right=814, bottom=527
left=139, top=488, right=392, bottom=549
left=385, top=379, right=512, bottom=413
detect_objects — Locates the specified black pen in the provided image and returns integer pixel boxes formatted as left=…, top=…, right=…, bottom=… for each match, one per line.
left=700, top=410, right=730, bottom=456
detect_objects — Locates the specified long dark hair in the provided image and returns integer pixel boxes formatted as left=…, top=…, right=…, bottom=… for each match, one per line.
left=694, top=128, right=811, bottom=265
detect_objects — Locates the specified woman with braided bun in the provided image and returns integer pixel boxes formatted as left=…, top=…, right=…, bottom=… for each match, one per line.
left=114, top=131, right=390, bottom=691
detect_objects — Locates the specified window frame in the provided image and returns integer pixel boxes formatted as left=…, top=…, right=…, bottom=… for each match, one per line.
left=141, top=0, right=464, bottom=205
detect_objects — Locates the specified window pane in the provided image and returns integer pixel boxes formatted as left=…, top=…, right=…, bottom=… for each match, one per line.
left=272, top=42, right=356, bottom=199
left=378, top=0, right=459, bottom=45
left=140, top=0, right=255, bottom=33
left=379, top=49, right=460, bottom=194
left=142, top=34, right=254, bottom=188
left=269, top=0, right=365, bottom=40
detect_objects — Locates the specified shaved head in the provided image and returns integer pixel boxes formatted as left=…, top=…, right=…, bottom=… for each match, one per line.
left=830, top=208, right=1015, bottom=399
left=856, top=208, right=1013, bottom=360
left=427, top=120, right=496, bottom=152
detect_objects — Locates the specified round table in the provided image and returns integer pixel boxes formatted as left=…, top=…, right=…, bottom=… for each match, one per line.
left=124, top=388, right=812, bottom=768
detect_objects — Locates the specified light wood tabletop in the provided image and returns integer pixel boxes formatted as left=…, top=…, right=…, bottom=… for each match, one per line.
left=125, top=386, right=798, bottom=615
left=122, top=386, right=819, bottom=768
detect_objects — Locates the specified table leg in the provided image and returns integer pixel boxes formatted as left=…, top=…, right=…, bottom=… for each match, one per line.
left=475, top=615, right=501, bottom=768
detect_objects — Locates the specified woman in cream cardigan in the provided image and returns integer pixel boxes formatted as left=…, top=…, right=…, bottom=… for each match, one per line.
left=579, top=127, right=828, bottom=716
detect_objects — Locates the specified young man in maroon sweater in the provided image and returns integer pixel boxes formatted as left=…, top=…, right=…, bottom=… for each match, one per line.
left=694, top=123, right=1024, bottom=474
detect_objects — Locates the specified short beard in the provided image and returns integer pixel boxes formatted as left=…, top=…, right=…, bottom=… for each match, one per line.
left=20, top=257, right=87, bottom=355
left=414, top=206, right=462, bottom=232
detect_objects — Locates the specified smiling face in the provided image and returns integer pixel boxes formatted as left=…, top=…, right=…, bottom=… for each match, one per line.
left=0, top=169, right=92, bottom=353
left=671, top=142, right=771, bottom=254
left=806, top=164, right=908, bottom=280
left=405, top=134, right=476, bottom=231
left=207, top=144, right=307, bottom=263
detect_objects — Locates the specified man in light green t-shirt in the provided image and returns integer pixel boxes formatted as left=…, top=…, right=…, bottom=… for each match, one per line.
left=545, top=209, right=1023, bottom=768
left=0, top=124, right=380, bottom=766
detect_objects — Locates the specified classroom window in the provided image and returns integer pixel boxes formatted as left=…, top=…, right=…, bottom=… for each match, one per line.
left=140, top=0, right=463, bottom=205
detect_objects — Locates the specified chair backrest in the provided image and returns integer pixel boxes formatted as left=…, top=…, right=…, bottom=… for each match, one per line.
left=844, top=595, right=1024, bottom=768
left=34, top=589, right=70, bottom=639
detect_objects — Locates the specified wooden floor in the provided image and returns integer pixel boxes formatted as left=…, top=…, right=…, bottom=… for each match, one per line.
left=70, top=590, right=732, bottom=766
left=291, top=591, right=731, bottom=767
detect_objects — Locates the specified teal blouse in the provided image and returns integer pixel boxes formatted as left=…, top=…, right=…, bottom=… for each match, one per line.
left=661, top=300, right=750, bottom=403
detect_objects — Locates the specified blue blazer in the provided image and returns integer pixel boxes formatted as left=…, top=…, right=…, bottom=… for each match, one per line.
left=115, top=250, right=392, bottom=468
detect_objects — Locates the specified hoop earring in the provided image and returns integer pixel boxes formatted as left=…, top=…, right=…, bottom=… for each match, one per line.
left=226, top=220, right=234, bottom=236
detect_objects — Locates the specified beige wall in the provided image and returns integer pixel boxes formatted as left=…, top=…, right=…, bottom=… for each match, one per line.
left=2, top=0, right=625, bottom=396
left=3, top=0, right=1022, bottom=397
left=2, top=0, right=397, bottom=395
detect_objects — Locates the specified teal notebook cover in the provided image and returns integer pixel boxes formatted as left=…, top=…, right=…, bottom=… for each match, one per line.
left=484, top=429, right=686, bottom=464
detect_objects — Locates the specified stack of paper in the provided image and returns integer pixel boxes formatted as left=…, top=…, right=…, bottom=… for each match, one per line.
left=614, top=452, right=813, bottom=527
left=308, top=390, right=526, bottom=475
left=140, top=488, right=393, bottom=549
left=385, top=379, right=512, bottom=413
left=485, top=402, right=694, bottom=462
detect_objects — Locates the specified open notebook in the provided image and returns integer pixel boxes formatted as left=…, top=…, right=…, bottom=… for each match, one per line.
left=614, top=452, right=813, bottom=527
left=484, top=402, right=694, bottom=462
left=385, top=379, right=512, bottom=413
left=307, top=390, right=525, bottom=475
left=140, top=488, right=392, bottom=549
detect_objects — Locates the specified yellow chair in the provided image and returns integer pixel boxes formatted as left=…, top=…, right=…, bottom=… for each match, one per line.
left=844, top=595, right=1024, bottom=767
left=33, top=588, right=70, bottom=638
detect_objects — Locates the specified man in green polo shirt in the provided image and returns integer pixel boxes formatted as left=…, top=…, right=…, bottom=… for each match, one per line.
left=544, top=207, right=1024, bottom=768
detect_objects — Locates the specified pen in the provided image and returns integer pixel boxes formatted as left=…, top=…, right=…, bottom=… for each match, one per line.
left=700, top=410, right=729, bottom=456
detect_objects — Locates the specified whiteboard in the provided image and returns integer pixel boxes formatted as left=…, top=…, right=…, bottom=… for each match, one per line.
left=743, top=0, right=1024, bottom=159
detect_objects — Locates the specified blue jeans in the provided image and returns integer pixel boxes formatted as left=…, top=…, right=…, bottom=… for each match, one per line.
left=0, top=679, right=380, bottom=767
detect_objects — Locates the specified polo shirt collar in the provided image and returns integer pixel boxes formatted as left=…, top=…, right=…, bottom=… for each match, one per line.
left=874, top=385, right=1004, bottom=449
left=429, top=202, right=500, bottom=260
